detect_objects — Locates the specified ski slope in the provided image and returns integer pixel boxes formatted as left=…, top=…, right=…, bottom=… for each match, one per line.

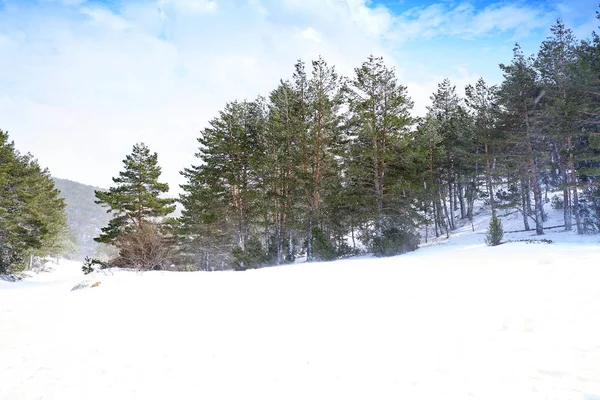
left=1, top=206, right=600, bottom=400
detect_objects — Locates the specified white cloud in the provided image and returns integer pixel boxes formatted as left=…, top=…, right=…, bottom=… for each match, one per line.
left=300, top=27, right=321, bottom=42
left=161, top=0, right=219, bottom=14
left=392, top=2, right=555, bottom=41
left=247, top=0, right=267, bottom=16
left=80, top=7, right=132, bottom=30
left=0, top=0, right=594, bottom=192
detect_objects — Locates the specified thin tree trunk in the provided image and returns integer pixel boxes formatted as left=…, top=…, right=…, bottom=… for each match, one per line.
left=520, top=174, right=531, bottom=231
left=524, top=106, right=543, bottom=235
left=433, top=201, right=440, bottom=238
left=560, top=161, right=572, bottom=231
left=288, top=230, right=294, bottom=262
left=531, top=155, right=544, bottom=235
left=568, top=136, right=582, bottom=234
left=448, top=181, right=455, bottom=230
left=442, top=195, right=451, bottom=238
left=485, top=142, right=496, bottom=218
left=458, top=179, right=466, bottom=219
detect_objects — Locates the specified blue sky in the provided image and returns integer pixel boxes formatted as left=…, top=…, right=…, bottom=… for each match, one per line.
left=0, top=0, right=598, bottom=190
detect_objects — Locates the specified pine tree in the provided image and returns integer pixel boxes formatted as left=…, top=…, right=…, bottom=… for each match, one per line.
left=427, top=78, right=471, bottom=231
left=535, top=20, right=582, bottom=233
left=265, top=81, right=304, bottom=264
left=465, top=78, right=499, bottom=218
left=575, top=12, right=600, bottom=232
left=179, top=100, right=268, bottom=270
left=485, top=216, right=504, bottom=246
left=498, top=45, right=545, bottom=235
left=0, top=130, right=69, bottom=273
left=345, top=55, right=416, bottom=249
left=95, top=143, right=176, bottom=270
left=305, top=57, right=344, bottom=261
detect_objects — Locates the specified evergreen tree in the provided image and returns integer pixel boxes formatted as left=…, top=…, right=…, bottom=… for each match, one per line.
left=0, top=130, right=69, bottom=273
left=427, top=78, right=472, bottom=231
left=265, top=81, right=305, bottom=263
left=95, top=143, right=176, bottom=270
left=179, top=100, right=268, bottom=270
left=345, top=55, right=416, bottom=249
left=498, top=45, right=545, bottom=235
left=535, top=20, right=582, bottom=233
left=575, top=12, right=600, bottom=231
left=305, top=57, right=344, bottom=261
left=465, top=78, right=499, bottom=218
left=485, top=216, right=504, bottom=246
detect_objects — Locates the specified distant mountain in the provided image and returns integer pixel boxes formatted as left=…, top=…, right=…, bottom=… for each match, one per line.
left=52, top=178, right=112, bottom=260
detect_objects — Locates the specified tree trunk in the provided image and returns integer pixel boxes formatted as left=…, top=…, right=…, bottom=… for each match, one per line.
left=560, top=161, right=572, bottom=231
left=485, top=142, right=496, bottom=218
left=288, top=230, right=294, bottom=262
left=568, top=136, right=582, bottom=234
left=520, top=174, right=531, bottom=231
left=531, top=155, right=544, bottom=235
left=524, top=105, right=543, bottom=235
left=442, top=195, right=451, bottom=238
left=458, top=179, right=466, bottom=219
left=448, top=181, right=455, bottom=230
left=433, top=201, right=440, bottom=238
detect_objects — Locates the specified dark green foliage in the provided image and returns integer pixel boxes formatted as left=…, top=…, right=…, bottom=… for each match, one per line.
left=485, top=216, right=504, bottom=246
left=231, top=236, right=266, bottom=271
left=579, top=188, right=600, bottom=233
left=178, top=100, right=267, bottom=271
left=372, top=227, right=420, bottom=257
left=310, top=227, right=336, bottom=261
left=174, top=16, right=600, bottom=269
left=0, top=130, right=69, bottom=274
left=95, top=143, right=176, bottom=270
left=344, top=55, right=417, bottom=249
left=81, top=256, right=107, bottom=275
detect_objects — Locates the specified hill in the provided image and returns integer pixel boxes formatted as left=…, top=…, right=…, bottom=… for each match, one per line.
left=52, top=177, right=112, bottom=260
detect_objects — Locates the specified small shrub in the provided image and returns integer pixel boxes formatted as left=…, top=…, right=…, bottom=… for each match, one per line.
left=82, top=257, right=107, bottom=275
left=372, top=227, right=420, bottom=257
left=551, top=194, right=564, bottom=210
left=508, top=239, right=553, bottom=244
left=485, top=216, right=504, bottom=246
left=311, top=227, right=337, bottom=261
left=231, top=236, right=266, bottom=271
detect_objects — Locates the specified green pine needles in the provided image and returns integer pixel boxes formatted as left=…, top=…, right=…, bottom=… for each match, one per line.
left=94, top=143, right=176, bottom=270
left=485, top=216, right=504, bottom=247
left=0, top=130, right=70, bottom=274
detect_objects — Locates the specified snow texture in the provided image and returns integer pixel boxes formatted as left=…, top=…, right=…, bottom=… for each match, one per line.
left=1, top=204, right=600, bottom=400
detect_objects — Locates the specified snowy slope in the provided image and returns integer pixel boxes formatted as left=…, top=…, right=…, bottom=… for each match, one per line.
left=1, top=205, right=600, bottom=400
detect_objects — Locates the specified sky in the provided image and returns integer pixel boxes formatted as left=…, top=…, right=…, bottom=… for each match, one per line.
left=0, top=0, right=598, bottom=192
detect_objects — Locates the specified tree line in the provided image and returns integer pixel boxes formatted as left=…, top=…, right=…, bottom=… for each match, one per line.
left=3, top=17, right=600, bottom=275
left=87, top=18, right=600, bottom=272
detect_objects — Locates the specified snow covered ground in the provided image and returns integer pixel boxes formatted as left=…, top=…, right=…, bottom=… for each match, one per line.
left=2, top=206, right=600, bottom=400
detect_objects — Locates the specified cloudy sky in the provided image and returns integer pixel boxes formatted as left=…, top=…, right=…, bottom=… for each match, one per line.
left=0, top=0, right=597, bottom=192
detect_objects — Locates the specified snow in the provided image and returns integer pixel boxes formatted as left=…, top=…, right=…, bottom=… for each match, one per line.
left=1, top=205, right=600, bottom=400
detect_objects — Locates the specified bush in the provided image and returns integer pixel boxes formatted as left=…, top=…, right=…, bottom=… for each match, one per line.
left=580, top=188, right=600, bottom=234
left=551, top=194, right=564, bottom=210
left=311, top=227, right=337, bottom=261
left=372, top=227, right=420, bottom=257
left=485, top=216, right=504, bottom=246
left=111, top=224, right=174, bottom=271
left=231, top=236, right=265, bottom=271
left=82, top=257, right=107, bottom=275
